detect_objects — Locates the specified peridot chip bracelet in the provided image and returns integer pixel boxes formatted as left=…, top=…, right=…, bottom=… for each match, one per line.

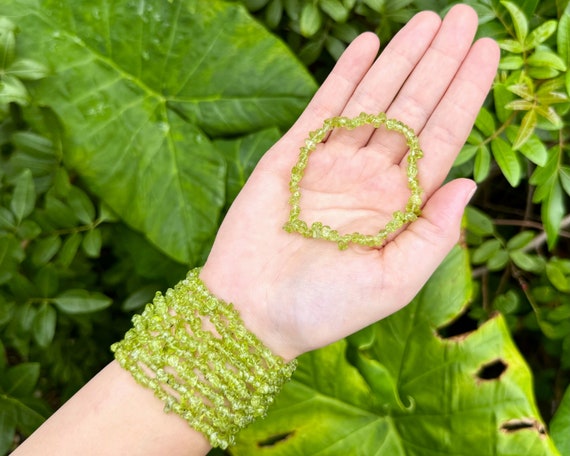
left=112, top=113, right=422, bottom=449
left=284, top=112, right=424, bottom=250
left=111, top=268, right=297, bottom=449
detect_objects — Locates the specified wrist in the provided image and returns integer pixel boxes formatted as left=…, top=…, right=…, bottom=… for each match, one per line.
left=199, top=262, right=300, bottom=363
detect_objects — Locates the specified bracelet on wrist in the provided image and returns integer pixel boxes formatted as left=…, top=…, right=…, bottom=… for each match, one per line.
left=111, top=268, right=297, bottom=449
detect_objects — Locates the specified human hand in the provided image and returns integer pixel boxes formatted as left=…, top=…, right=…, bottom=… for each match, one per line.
left=201, top=4, right=499, bottom=362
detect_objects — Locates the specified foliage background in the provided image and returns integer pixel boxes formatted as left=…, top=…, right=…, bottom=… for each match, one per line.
left=0, top=0, right=570, bottom=454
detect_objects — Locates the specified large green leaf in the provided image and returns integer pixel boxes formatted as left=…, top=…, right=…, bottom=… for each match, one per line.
left=233, top=247, right=559, bottom=455
left=0, top=0, right=316, bottom=264
left=551, top=385, right=570, bottom=455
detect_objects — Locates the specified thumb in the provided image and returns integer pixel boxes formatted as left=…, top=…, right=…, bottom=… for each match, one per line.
left=381, top=178, right=475, bottom=305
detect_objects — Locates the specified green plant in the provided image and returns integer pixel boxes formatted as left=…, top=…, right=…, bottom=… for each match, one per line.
left=1, top=0, right=570, bottom=455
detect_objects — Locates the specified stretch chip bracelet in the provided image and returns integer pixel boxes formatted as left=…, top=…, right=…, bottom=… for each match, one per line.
left=284, top=112, right=424, bottom=250
left=111, top=268, right=297, bottom=449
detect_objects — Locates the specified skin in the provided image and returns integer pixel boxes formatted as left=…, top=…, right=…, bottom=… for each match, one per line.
left=13, top=5, right=500, bottom=456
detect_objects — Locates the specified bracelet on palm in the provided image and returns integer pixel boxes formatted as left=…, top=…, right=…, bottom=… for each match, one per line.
left=283, top=112, right=424, bottom=250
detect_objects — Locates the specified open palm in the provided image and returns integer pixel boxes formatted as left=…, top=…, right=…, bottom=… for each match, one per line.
left=201, top=4, right=500, bottom=361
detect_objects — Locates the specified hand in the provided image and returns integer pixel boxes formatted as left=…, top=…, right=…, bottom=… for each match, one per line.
left=201, top=4, right=499, bottom=361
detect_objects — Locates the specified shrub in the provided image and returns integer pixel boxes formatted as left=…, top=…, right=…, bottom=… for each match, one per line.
left=0, top=0, right=569, bottom=454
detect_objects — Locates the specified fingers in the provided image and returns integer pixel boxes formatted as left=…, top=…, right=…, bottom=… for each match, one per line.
left=367, top=4, right=480, bottom=164
left=274, top=10, right=442, bottom=164
left=330, top=10, right=442, bottom=149
left=277, top=32, right=380, bottom=155
left=418, top=37, right=500, bottom=194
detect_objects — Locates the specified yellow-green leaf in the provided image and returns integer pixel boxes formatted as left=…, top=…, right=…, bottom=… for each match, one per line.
left=10, top=169, right=36, bottom=224
left=501, top=1, right=529, bottom=43
left=300, top=3, right=322, bottom=37
left=512, top=109, right=537, bottom=150
left=525, top=20, right=557, bottom=49
left=491, top=137, right=521, bottom=187
left=527, top=50, right=567, bottom=71
left=474, top=144, right=491, bottom=183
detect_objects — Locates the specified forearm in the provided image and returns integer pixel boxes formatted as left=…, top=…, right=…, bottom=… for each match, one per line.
left=13, top=361, right=212, bottom=456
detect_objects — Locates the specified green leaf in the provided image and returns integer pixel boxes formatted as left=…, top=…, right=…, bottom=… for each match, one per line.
left=494, top=80, right=516, bottom=122
left=558, top=5, right=570, bottom=66
left=34, top=264, right=58, bottom=297
left=471, top=238, right=502, bottom=264
left=499, top=55, right=524, bottom=70
left=508, top=79, right=534, bottom=100
left=506, top=231, right=535, bottom=250
left=517, top=133, right=547, bottom=166
left=362, top=0, right=385, bottom=12
left=10, top=169, right=36, bottom=224
left=0, top=207, right=15, bottom=231
left=2, top=0, right=316, bottom=264
left=32, top=303, right=57, bottom=347
left=300, top=3, right=322, bottom=37
left=530, top=146, right=559, bottom=202
left=214, top=128, right=281, bottom=207
left=551, top=385, right=570, bottom=455
left=546, top=261, right=570, bottom=292
left=0, top=234, right=25, bottom=285
left=0, top=74, right=29, bottom=105
left=53, top=167, right=72, bottom=198
left=465, top=206, right=495, bottom=236
left=535, top=105, right=563, bottom=128
left=525, top=20, right=557, bottom=49
left=474, top=144, right=491, bottom=182
left=66, top=186, right=95, bottom=225
left=510, top=250, right=545, bottom=273
left=121, top=285, right=157, bottom=311
left=0, top=401, right=16, bottom=456
left=44, top=195, right=79, bottom=228
left=527, top=50, right=567, bottom=71
left=512, top=110, right=537, bottom=150
left=505, top=99, right=534, bottom=110
left=491, top=137, right=521, bottom=187
left=30, top=235, right=61, bottom=266
left=53, top=289, right=112, bottom=314
left=82, top=228, right=102, bottom=258
left=320, top=0, right=348, bottom=22
left=235, top=247, right=559, bottom=454
left=560, top=165, right=570, bottom=196
left=453, top=144, right=478, bottom=167
left=474, top=107, right=496, bottom=136
left=331, top=22, right=360, bottom=43
left=6, top=58, right=49, bottom=80
left=543, top=179, right=565, bottom=249
left=325, top=35, right=346, bottom=60
left=528, top=66, right=561, bottom=79
left=501, top=1, right=529, bottom=42
left=499, top=38, right=524, bottom=53
left=1, top=363, right=40, bottom=397
left=0, top=17, right=16, bottom=69
left=487, top=248, right=510, bottom=271
left=493, top=290, right=520, bottom=314
left=265, top=0, right=283, bottom=29
left=56, top=232, right=82, bottom=267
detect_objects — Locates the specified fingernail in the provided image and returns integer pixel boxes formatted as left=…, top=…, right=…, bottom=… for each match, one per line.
left=464, top=182, right=477, bottom=205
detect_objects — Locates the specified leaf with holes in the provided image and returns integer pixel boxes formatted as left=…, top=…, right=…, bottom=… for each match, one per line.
left=233, top=246, right=559, bottom=455
left=0, top=0, right=316, bottom=264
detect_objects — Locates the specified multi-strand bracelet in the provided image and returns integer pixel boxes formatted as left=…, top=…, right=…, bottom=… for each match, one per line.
left=284, top=112, right=424, bottom=250
left=111, top=268, right=297, bottom=449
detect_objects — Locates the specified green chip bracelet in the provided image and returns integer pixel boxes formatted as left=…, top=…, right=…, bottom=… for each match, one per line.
left=284, top=112, right=424, bottom=250
left=111, top=268, right=297, bottom=449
